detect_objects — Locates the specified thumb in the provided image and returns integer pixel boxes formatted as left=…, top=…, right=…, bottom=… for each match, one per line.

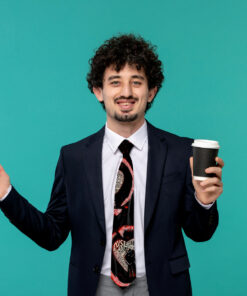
left=189, top=157, right=193, bottom=176
left=0, top=164, right=7, bottom=174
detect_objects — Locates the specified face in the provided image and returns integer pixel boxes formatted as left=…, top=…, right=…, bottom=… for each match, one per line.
left=93, top=63, right=157, bottom=129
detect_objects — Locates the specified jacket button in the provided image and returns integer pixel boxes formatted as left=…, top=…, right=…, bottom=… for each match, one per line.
left=100, top=239, right=106, bottom=246
left=93, top=265, right=100, bottom=274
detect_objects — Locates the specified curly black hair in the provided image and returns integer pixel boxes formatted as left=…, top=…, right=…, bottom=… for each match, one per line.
left=87, top=34, right=164, bottom=112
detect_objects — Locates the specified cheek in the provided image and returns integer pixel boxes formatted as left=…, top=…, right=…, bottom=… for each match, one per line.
left=137, top=89, right=149, bottom=100
left=139, top=93, right=150, bottom=104
left=103, top=89, right=118, bottom=101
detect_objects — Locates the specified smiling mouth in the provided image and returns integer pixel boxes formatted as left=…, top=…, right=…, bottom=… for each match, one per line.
left=116, top=100, right=136, bottom=111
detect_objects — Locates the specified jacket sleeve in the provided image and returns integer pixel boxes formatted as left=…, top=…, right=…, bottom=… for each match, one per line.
left=181, top=153, right=219, bottom=242
left=0, top=148, right=70, bottom=251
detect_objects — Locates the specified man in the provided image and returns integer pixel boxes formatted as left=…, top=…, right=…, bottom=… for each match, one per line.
left=0, top=34, right=224, bottom=296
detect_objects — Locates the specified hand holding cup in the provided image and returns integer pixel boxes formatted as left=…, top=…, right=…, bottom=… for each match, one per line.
left=189, top=140, right=224, bottom=205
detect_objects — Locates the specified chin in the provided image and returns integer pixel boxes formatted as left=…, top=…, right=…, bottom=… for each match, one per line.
left=114, top=112, right=138, bottom=122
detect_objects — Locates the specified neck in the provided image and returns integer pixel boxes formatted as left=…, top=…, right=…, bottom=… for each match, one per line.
left=106, top=118, right=145, bottom=138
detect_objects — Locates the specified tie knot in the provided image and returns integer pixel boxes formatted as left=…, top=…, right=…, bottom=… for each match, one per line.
left=118, top=140, right=134, bottom=156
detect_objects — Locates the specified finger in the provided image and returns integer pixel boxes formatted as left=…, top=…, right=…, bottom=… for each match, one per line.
left=216, top=157, right=224, bottom=168
left=205, top=167, right=222, bottom=179
left=0, top=164, right=7, bottom=175
left=200, top=177, right=222, bottom=187
left=189, top=157, right=193, bottom=176
left=202, top=185, right=222, bottom=193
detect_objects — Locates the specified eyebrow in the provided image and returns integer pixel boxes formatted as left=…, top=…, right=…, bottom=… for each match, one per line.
left=108, top=75, right=121, bottom=81
left=107, top=75, right=145, bottom=81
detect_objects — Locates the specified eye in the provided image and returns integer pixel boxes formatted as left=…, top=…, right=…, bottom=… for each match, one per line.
left=110, top=81, right=120, bottom=86
left=133, top=81, right=142, bottom=86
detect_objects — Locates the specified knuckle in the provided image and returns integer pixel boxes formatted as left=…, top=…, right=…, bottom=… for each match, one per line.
left=212, top=177, right=218, bottom=184
left=216, top=179, right=222, bottom=185
left=211, top=186, right=217, bottom=191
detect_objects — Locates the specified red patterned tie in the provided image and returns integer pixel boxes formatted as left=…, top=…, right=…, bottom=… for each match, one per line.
left=111, top=140, right=136, bottom=288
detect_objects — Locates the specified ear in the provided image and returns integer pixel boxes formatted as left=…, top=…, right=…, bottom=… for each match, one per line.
left=147, top=86, right=158, bottom=103
left=93, top=87, right=104, bottom=103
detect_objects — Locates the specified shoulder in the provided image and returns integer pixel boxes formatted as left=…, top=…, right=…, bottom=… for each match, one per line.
left=147, top=120, right=194, bottom=155
left=60, top=125, right=105, bottom=156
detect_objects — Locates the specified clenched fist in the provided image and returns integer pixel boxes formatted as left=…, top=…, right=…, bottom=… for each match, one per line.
left=0, top=164, right=11, bottom=199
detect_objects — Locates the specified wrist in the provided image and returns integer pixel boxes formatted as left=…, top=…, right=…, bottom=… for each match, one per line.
left=0, top=184, right=11, bottom=200
left=195, top=192, right=214, bottom=206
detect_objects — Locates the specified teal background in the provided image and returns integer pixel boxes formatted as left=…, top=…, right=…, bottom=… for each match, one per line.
left=0, top=0, right=246, bottom=295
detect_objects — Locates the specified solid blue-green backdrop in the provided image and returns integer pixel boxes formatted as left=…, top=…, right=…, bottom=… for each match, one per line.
left=0, top=0, right=246, bottom=295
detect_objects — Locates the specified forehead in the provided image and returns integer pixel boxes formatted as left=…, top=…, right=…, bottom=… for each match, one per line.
left=103, top=63, right=146, bottom=79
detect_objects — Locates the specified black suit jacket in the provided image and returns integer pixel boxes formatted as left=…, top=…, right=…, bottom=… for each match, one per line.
left=0, top=121, right=218, bottom=296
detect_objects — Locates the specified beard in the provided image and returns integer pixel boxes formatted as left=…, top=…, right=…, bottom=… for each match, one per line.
left=114, top=112, right=138, bottom=122
left=112, top=95, right=140, bottom=122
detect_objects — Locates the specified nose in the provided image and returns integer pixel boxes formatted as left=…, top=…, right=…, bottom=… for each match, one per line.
left=120, top=83, right=133, bottom=97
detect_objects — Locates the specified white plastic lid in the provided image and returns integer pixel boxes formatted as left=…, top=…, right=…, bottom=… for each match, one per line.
left=191, top=139, right=220, bottom=149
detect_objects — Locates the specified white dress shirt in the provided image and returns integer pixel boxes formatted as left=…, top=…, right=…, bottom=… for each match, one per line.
left=101, top=120, right=149, bottom=277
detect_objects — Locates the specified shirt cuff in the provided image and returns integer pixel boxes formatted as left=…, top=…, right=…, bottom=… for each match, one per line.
left=194, top=192, right=214, bottom=210
left=0, top=185, right=12, bottom=201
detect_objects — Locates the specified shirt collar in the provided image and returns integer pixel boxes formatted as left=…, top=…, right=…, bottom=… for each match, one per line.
left=104, top=120, right=148, bottom=154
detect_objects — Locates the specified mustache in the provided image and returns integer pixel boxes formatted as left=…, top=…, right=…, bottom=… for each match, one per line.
left=114, top=96, right=138, bottom=103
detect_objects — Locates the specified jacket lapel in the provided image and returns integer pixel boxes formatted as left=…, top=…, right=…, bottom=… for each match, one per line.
left=83, top=126, right=106, bottom=235
left=144, top=121, right=168, bottom=233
